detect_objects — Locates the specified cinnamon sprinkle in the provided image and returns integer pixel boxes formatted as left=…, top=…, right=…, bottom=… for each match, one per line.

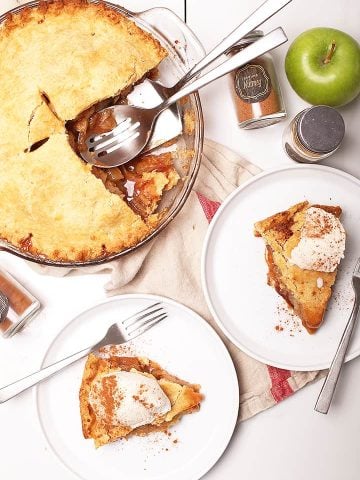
left=100, top=375, right=119, bottom=422
left=302, top=208, right=333, bottom=238
left=275, top=301, right=303, bottom=336
left=133, top=385, right=155, bottom=410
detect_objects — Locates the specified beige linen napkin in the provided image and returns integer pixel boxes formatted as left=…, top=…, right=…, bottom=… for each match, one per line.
left=34, top=139, right=323, bottom=420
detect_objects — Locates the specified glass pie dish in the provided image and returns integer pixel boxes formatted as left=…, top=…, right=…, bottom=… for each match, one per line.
left=0, top=0, right=204, bottom=267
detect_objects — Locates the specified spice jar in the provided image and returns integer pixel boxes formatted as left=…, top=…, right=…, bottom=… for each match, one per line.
left=0, top=268, right=41, bottom=338
left=226, top=30, right=286, bottom=129
left=283, top=106, right=345, bottom=163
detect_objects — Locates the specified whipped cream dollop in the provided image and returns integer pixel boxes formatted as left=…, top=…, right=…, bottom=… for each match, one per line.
left=289, top=207, right=345, bottom=272
left=89, top=370, right=171, bottom=429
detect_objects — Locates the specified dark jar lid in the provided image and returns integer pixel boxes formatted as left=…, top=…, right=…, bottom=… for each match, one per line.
left=297, top=106, right=345, bottom=154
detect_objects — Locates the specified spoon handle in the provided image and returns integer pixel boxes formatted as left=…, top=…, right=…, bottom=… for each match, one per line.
left=175, top=0, right=292, bottom=89
left=159, top=27, right=287, bottom=113
left=315, top=297, right=360, bottom=414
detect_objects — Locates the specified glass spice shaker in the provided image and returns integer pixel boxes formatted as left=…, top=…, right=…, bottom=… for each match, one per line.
left=283, top=106, right=345, bottom=163
left=226, top=30, right=286, bottom=129
left=0, top=268, right=41, bottom=338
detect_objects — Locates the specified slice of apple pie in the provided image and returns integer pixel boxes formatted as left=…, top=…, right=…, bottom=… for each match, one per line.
left=79, top=354, right=203, bottom=448
left=254, top=201, right=346, bottom=333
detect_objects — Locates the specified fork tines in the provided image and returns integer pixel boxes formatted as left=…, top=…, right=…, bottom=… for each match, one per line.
left=87, top=118, right=141, bottom=158
left=90, top=118, right=132, bottom=144
left=123, top=302, right=167, bottom=339
left=90, top=121, right=140, bottom=155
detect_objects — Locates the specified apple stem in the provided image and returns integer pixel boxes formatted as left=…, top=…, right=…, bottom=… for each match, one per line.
left=323, top=41, right=336, bottom=64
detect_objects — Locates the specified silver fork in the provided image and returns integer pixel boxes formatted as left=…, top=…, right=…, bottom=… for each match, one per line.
left=82, top=27, right=287, bottom=168
left=315, top=258, right=360, bottom=414
left=0, top=302, right=167, bottom=403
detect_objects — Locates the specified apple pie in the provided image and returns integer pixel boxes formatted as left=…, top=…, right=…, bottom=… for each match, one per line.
left=79, top=353, right=203, bottom=448
left=0, top=0, right=181, bottom=261
left=254, top=201, right=346, bottom=333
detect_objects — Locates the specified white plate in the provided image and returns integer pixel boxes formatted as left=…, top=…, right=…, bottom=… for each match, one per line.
left=202, top=165, right=360, bottom=371
left=36, top=294, right=239, bottom=480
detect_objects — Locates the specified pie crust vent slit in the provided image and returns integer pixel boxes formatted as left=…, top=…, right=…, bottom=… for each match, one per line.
left=40, top=90, right=61, bottom=121
left=25, top=137, right=50, bottom=153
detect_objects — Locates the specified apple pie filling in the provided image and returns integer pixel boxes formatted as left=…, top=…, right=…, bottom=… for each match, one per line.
left=91, top=153, right=180, bottom=219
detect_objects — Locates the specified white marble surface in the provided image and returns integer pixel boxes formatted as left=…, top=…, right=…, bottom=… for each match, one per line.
left=1, top=0, right=360, bottom=479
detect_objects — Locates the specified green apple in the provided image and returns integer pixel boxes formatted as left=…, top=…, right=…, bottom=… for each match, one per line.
left=285, top=27, right=360, bottom=107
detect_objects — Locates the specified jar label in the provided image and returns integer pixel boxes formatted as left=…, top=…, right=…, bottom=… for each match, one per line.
left=234, top=64, right=272, bottom=103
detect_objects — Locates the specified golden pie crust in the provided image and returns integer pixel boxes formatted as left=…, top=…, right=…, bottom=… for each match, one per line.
left=0, top=0, right=181, bottom=261
left=79, top=354, right=203, bottom=448
left=254, top=201, right=343, bottom=333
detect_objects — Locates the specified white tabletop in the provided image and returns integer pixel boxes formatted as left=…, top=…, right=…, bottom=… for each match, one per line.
left=1, top=0, right=360, bottom=479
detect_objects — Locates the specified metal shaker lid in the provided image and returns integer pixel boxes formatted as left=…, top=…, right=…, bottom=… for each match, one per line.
left=297, top=106, right=345, bottom=154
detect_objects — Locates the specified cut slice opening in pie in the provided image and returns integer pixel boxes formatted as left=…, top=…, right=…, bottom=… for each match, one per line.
left=79, top=353, right=204, bottom=448
left=254, top=201, right=346, bottom=333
